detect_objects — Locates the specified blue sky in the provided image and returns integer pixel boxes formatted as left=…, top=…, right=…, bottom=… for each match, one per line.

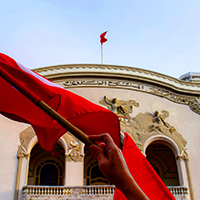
left=1, top=0, right=200, bottom=78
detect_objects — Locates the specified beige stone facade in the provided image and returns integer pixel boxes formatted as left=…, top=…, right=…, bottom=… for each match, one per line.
left=1, top=64, right=200, bottom=200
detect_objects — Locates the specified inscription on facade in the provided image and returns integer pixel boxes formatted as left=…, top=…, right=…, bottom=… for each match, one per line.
left=63, top=79, right=200, bottom=115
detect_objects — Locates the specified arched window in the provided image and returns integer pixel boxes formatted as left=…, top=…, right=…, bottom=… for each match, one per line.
left=146, top=142, right=180, bottom=186
left=28, top=143, right=65, bottom=186
left=85, top=160, right=110, bottom=185
left=84, top=147, right=111, bottom=185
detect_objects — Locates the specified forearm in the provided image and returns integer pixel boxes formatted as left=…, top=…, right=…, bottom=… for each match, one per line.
left=116, top=173, right=149, bottom=200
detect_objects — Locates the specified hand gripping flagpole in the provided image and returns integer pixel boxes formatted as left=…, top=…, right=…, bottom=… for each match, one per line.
left=0, top=66, right=106, bottom=153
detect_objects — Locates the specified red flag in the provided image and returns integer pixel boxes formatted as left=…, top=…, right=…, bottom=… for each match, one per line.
left=100, top=31, right=108, bottom=46
left=0, top=53, right=120, bottom=151
left=113, top=133, right=175, bottom=200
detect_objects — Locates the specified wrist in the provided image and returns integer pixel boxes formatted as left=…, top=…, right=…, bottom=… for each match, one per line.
left=117, top=173, right=149, bottom=200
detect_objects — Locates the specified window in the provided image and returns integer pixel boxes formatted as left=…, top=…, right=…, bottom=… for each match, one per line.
left=85, top=161, right=110, bottom=185
left=84, top=147, right=111, bottom=185
left=28, top=143, right=64, bottom=186
left=146, top=142, right=179, bottom=186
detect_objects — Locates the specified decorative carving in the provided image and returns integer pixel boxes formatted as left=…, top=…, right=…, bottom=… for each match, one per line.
left=19, top=127, right=84, bottom=162
left=63, top=78, right=200, bottom=116
left=100, top=96, right=139, bottom=122
left=188, top=97, right=200, bottom=115
left=17, top=139, right=29, bottom=158
left=65, top=133, right=84, bottom=162
left=149, top=110, right=175, bottom=134
left=63, top=80, right=144, bottom=90
left=149, top=87, right=190, bottom=104
left=177, top=148, right=189, bottom=161
left=120, top=110, right=187, bottom=153
left=20, top=126, right=36, bottom=152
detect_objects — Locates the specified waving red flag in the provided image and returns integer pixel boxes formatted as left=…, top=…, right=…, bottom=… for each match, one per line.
left=113, top=133, right=175, bottom=200
left=0, top=53, right=120, bottom=151
left=100, top=31, right=108, bottom=46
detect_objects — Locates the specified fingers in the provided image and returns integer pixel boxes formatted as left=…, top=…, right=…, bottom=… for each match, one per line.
left=89, top=133, right=114, bottom=145
left=90, top=144, right=107, bottom=165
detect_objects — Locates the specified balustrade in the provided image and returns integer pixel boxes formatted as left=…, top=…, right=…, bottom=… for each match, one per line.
left=21, top=185, right=188, bottom=200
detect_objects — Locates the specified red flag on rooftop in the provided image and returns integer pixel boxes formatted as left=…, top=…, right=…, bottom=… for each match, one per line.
left=0, top=53, right=120, bottom=151
left=100, top=31, right=108, bottom=46
left=113, top=133, right=175, bottom=200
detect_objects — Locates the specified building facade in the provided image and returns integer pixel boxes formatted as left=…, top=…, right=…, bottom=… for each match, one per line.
left=0, top=64, right=200, bottom=200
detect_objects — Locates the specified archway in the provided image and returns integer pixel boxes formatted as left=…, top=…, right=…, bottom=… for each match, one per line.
left=27, top=142, right=65, bottom=186
left=84, top=146, right=111, bottom=185
left=146, top=141, right=180, bottom=186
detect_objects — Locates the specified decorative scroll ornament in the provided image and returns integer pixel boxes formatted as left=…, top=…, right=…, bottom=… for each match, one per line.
left=188, top=97, right=200, bottom=115
left=149, top=87, right=200, bottom=115
left=17, top=139, right=29, bottom=159
left=64, top=133, right=84, bottom=162
left=177, top=148, right=189, bottom=161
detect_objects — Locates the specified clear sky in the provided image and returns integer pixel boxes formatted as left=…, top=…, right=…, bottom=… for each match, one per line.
left=1, top=0, right=200, bottom=79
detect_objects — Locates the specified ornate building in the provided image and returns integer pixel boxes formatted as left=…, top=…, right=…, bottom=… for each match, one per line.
left=1, top=64, right=200, bottom=200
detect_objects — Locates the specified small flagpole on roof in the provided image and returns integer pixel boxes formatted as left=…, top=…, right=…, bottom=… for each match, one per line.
left=101, top=45, right=103, bottom=64
left=100, top=31, right=108, bottom=64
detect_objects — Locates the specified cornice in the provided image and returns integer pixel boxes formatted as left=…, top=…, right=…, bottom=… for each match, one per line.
left=34, top=64, right=200, bottom=94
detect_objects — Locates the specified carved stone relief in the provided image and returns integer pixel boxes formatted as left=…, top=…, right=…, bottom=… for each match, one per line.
left=100, top=96, right=139, bottom=122
left=19, top=126, right=36, bottom=154
left=63, top=133, right=84, bottom=162
left=63, top=78, right=200, bottom=115
left=19, top=127, right=84, bottom=162
left=120, top=110, right=187, bottom=153
left=188, top=97, right=200, bottom=115
left=17, top=139, right=29, bottom=158
left=177, top=148, right=189, bottom=161
left=100, top=96, right=187, bottom=153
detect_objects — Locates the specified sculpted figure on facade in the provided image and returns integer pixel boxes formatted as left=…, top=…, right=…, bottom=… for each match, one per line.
left=120, top=110, right=187, bottom=153
left=100, top=96, right=187, bottom=152
left=100, top=96, right=139, bottom=122
left=149, top=110, right=175, bottom=134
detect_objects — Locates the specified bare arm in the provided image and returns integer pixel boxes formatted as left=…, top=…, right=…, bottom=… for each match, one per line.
left=89, top=133, right=149, bottom=200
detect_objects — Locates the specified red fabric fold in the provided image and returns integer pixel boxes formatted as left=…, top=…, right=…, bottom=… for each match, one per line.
left=113, top=133, right=175, bottom=200
left=0, top=53, right=120, bottom=151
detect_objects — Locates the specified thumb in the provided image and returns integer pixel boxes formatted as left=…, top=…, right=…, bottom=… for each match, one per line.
left=90, top=144, right=107, bottom=164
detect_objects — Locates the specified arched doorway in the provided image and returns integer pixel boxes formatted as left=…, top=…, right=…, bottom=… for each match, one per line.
left=146, top=142, right=180, bottom=186
left=28, top=142, right=65, bottom=186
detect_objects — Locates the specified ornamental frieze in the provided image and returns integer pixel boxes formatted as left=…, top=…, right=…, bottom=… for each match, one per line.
left=63, top=80, right=144, bottom=90
left=63, top=79, right=200, bottom=115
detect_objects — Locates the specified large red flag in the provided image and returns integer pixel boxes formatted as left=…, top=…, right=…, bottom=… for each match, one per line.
left=113, top=133, right=175, bottom=200
left=0, top=53, right=120, bottom=151
left=100, top=31, right=108, bottom=46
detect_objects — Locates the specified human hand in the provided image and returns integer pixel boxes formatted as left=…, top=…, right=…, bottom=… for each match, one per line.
left=89, top=133, right=149, bottom=200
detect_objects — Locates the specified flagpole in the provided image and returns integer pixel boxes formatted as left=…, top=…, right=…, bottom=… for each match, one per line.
left=100, top=31, right=107, bottom=64
left=101, top=45, right=103, bottom=64
left=0, top=66, right=105, bottom=153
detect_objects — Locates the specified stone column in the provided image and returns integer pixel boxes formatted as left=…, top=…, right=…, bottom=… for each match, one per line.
left=64, top=140, right=85, bottom=186
left=177, top=149, right=194, bottom=200
left=14, top=140, right=29, bottom=200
